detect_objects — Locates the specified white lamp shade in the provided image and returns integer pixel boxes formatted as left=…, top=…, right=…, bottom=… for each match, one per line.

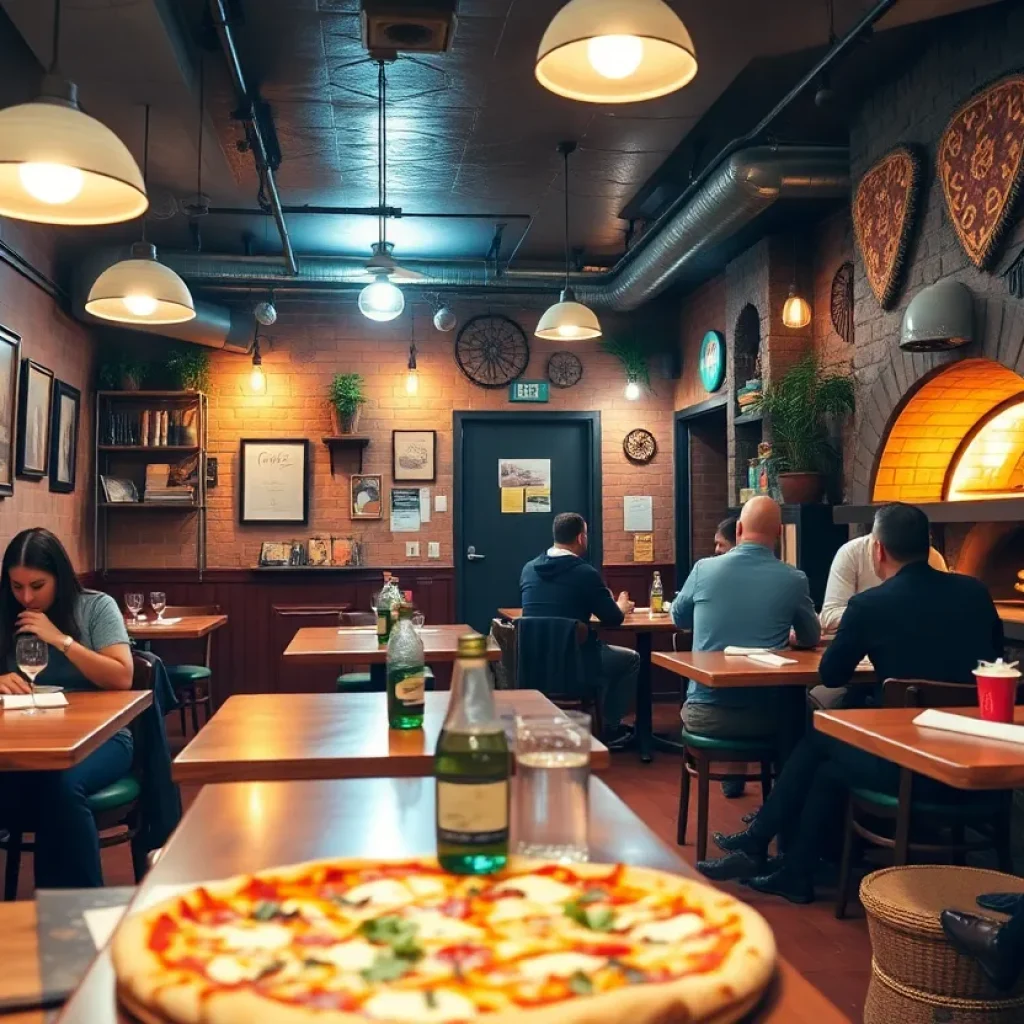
left=536, top=0, right=697, bottom=104
left=782, top=292, right=812, bottom=329
left=358, top=277, right=405, bottom=322
left=535, top=296, right=602, bottom=341
left=0, top=97, right=147, bottom=225
left=85, top=245, right=195, bottom=325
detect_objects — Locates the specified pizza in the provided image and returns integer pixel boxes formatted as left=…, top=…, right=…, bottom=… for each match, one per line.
left=112, top=857, right=775, bottom=1024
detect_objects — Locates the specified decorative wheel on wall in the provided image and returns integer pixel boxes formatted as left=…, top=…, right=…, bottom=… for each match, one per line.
left=623, top=428, right=657, bottom=464
left=454, top=314, right=530, bottom=388
left=831, top=262, right=854, bottom=344
left=546, top=351, right=583, bottom=388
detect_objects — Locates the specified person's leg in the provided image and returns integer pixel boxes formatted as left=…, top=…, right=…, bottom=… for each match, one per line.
left=596, top=643, right=639, bottom=732
left=32, top=737, right=134, bottom=889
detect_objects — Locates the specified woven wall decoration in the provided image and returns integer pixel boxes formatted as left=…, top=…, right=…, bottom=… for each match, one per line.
left=852, top=145, right=922, bottom=309
left=830, top=261, right=854, bottom=344
left=938, top=71, right=1024, bottom=269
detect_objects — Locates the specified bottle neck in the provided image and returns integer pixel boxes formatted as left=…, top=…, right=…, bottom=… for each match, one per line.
left=446, top=657, right=498, bottom=730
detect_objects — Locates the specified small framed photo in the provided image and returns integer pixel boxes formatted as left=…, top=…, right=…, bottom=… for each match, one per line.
left=100, top=476, right=139, bottom=503
left=307, top=537, right=330, bottom=566
left=393, top=429, right=436, bottom=482
left=49, top=379, right=81, bottom=494
left=331, top=536, right=362, bottom=566
left=259, top=541, right=291, bottom=566
left=239, top=439, right=310, bottom=525
left=0, top=325, right=21, bottom=498
left=351, top=473, right=383, bottom=519
left=16, top=358, right=53, bottom=479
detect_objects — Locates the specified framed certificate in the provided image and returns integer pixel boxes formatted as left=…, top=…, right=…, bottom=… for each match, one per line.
left=239, top=439, right=309, bottom=524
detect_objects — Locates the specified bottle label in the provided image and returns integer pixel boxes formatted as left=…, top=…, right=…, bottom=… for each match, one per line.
left=377, top=611, right=390, bottom=642
left=436, top=779, right=509, bottom=845
left=650, top=594, right=663, bottom=613
left=394, top=672, right=425, bottom=705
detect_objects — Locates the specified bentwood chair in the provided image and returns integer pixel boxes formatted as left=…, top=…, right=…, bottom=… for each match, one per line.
left=2, top=653, right=153, bottom=899
left=159, top=604, right=219, bottom=735
left=335, top=612, right=435, bottom=693
left=834, top=678, right=1014, bottom=919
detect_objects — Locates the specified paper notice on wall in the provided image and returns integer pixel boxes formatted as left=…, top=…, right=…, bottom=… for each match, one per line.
left=633, top=533, right=654, bottom=562
left=524, top=487, right=551, bottom=513
left=390, top=487, right=422, bottom=532
left=499, top=458, right=551, bottom=489
left=624, top=495, right=653, bottom=532
left=501, top=486, right=525, bottom=514
left=419, top=487, right=431, bottom=523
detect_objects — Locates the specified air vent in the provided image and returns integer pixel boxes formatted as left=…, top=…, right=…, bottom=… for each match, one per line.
left=361, top=0, right=457, bottom=57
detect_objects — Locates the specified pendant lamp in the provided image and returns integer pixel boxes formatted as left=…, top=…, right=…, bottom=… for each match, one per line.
left=781, top=235, right=811, bottom=329
left=249, top=335, right=267, bottom=394
left=85, top=107, right=195, bottom=325
left=0, top=0, right=147, bottom=225
left=536, top=142, right=601, bottom=342
left=536, top=0, right=698, bottom=104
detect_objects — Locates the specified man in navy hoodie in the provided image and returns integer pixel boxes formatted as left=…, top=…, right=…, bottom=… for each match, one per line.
left=520, top=513, right=639, bottom=745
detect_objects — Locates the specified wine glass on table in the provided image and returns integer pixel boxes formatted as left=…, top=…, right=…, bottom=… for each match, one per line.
left=125, top=592, right=144, bottom=625
left=412, top=611, right=425, bottom=632
left=150, top=592, right=167, bottom=624
left=15, top=634, right=47, bottom=714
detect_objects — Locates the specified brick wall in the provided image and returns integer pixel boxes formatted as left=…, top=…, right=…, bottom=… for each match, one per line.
left=674, top=276, right=726, bottom=410
left=107, top=298, right=676, bottom=570
left=688, top=409, right=729, bottom=560
left=0, top=220, right=96, bottom=569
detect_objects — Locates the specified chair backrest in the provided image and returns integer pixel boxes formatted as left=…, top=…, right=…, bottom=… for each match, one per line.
left=514, top=617, right=592, bottom=697
left=882, top=678, right=978, bottom=709
left=671, top=630, right=692, bottom=653
left=163, top=604, right=221, bottom=617
left=340, top=611, right=376, bottom=627
left=132, top=651, right=154, bottom=690
left=490, top=618, right=516, bottom=689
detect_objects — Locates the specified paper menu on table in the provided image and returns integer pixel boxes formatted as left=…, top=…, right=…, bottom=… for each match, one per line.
left=1, top=692, right=68, bottom=709
left=913, top=708, right=1024, bottom=745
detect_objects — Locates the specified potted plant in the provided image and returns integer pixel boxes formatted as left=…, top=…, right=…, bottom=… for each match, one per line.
left=166, top=347, right=211, bottom=393
left=756, top=352, right=855, bottom=505
left=99, top=358, right=148, bottom=391
left=329, top=373, right=366, bottom=434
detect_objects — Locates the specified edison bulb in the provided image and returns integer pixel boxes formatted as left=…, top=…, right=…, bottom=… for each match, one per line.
left=122, top=294, right=158, bottom=317
left=587, top=35, right=644, bottom=80
left=405, top=370, right=419, bottom=396
left=625, top=380, right=641, bottom=401
left=249, top=364, right=266, bottom=394
left=782, top=292, right=812, bottom=329
left=18, top=162, right=84, bottom=205
left=358, top=278, right=405, bottom=322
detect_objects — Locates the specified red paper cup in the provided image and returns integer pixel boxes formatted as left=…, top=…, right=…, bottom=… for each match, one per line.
left=976, top=675, right=1018, bottom=723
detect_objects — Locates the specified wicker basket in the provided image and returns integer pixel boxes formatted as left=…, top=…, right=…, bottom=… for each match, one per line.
left=865, top=961, right=1024, bottom=1024
left=860, top=865, right=1024, bottom=1000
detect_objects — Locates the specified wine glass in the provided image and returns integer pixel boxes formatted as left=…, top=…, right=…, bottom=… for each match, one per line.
left=15, top=634, right=47, bottom=714
left=150, top=592, right=167, bottom=623
left=371, top=591, right=381, bottom=616
left=412, top=611, right=425, bottom=631
left=125, top=592, right=144, bottom=624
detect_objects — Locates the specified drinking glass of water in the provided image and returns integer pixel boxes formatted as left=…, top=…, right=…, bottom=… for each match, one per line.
left=411, top=611, right=425, bottom=631
left=513, top=712, right=591, bottom=863
left=125, top=592, right=144, bottom=624
left=150, top=592, right=167, bottom=622
left=15, top=634, right=48, bottom=715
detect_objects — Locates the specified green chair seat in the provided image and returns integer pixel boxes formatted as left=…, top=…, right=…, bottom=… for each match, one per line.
left=86, top=775, right=141, bottom=814
left=851, top=786, right=1003, bottom=817
left=680, top=729, right=776, bottom=754
left=336, top=666, right=435, bottom=691
left=166, top=664, right=212, bottom=686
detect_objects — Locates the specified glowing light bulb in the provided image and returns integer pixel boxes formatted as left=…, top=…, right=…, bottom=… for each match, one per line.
left=587, top=35, right=644, bottom=80
left=405, top=370, right=418, bottom=396
left=358, top=278, right=405, bottom=322
left=625, top=380, right=641, bottom=401
left=782, top=291, right=811, bottom=329
left=557, top=324, right=582, bottom=339
left=122, top=294, right=158, bottom=317
left=18, top=162, right=85, bottom=205
left=250, top=364, right=266, bottom=394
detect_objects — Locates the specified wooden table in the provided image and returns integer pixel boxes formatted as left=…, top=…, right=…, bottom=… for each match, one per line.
left=126, top=615, right=227, bottom=641
left=652, top=649, right=875, bottom=688
left=0, top=691, right=153, bottom=771
left=499, top=607, right=681, bottom=762
left=0, top=901, right=43, bottom=1023
left=172, top=690, right=611, bottom=784
left=815, top=706, right=1024, bottom=789
left=283, top=624, right=500, bottom=665
left=53, top=776, right=850, bottom=1024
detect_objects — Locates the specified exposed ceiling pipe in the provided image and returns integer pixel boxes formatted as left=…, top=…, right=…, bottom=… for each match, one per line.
left=208, top=0, right=298, bottom=276
left=205, top=206, right=532, bottom=220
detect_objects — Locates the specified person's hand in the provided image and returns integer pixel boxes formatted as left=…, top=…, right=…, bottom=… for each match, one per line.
left=0, top=672, right=32, bottom=695
left=617, top=591, right=635, bottom=614
left=15, top=610, right=64, bottom=648
left=789, top=628, right=798, bottom=647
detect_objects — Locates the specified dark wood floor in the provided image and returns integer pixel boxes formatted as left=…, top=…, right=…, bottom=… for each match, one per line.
left=11, top=703, right=870, bottom=1020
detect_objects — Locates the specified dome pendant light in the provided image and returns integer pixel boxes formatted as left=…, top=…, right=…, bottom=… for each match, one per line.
left=536, top=142, right=601, bottom=342
left=85, top=106, right=194, bottom=325
left=0, top=0, right=147, bottom=225
left=536, top=0, right=698, bottom=104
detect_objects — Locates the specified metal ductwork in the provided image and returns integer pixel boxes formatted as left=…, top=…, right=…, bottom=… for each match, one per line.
left=150, top=145, right=849, bottom=312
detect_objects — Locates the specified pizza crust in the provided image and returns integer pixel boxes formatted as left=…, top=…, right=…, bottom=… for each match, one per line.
left=113, top=858, right=775, bottom=1024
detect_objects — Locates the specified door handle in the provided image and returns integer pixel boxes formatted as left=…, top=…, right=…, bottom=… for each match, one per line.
left=466, top=546, right=486, bottom=561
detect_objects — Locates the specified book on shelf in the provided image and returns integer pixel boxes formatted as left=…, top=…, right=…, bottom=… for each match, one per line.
left=102, top=405, right=199, bottom=447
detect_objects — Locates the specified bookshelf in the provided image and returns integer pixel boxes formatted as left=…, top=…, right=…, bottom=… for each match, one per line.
left=93, top=390, right=208, bottom=575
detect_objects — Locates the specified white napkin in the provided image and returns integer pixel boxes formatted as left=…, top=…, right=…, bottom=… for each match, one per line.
left=747, top=653, right=798, bottom=668
left=723, top=645, right=770, bottom=655
left=1, top=692, right=69, bottom=710
left=913, top=708, right=1024, bottom=746
left=152, top=617, right=183, bottom=626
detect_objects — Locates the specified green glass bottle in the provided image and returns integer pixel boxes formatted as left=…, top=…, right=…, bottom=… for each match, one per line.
left=435, top=633, right=509, bottom=875
left=386, top=603, right=425, bottom=730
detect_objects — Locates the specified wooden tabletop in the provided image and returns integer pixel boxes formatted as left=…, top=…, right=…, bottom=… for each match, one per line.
left=54, top=776, right=849, bottom=1024
left=815, top=706, right=1024, bottom=789
left=173, top=690, right=610, bottom=784
left=283, top=624, right=501, bottom=664
left=499, top=607, right=681, bottom=632
left=126, top=614, right=228, bottom=640
left=651, top=649, right=875, bottom=688
left=0, top=901, right=43, bottom=1024
left=0, top=691, right=153, bottom=771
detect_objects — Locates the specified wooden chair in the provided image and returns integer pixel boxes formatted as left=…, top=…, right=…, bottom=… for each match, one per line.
left=160, top=604, right=219, bottom=735
left=834, top=678, right=1014, bottom=919
left=2, top=654, right=153, bottom=899
left=335, top=611, right=434, bottom=693
left=489, top=617, right=516, bottom=689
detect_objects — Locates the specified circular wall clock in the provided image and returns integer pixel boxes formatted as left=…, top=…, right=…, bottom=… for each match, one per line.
left=698, top=330, right=726, bottom=392
left=623, top=428, right=657, bottom=464
left=546, top=351, right=583, bottom=388
left=454, top=314, right=530, bottom=388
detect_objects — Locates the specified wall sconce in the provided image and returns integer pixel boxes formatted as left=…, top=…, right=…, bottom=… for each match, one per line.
left=625, top=376, right=641, bottom=401
left=249, top=336, right=266, bottom=394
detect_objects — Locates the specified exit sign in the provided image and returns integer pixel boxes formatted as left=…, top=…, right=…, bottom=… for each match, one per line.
left=509, top=380, right=549, bottom=403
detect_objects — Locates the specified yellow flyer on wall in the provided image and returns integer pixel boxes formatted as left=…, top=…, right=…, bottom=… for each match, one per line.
left=501, top=486, right=525, bottom=513
left=633, top=533, right=654, bottom=562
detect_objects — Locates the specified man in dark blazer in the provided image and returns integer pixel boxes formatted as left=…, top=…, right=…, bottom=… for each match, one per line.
left=696, top=502, right=1004, bottom=903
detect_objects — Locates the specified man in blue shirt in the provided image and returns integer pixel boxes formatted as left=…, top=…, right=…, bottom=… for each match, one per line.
left=670, top=496, right=820, bottom=745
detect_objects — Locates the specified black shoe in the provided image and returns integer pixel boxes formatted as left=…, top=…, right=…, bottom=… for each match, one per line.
left=603, top=725, right=636, bottom=751
left=941, top=910, right=1022, bottom=991
left=721, top=779, right=746, bottom=799
left=742, top=866, right=814, bottom=905
left=977, top=893, right=1024, bottom=915
left=696, top=851, right=765, bottom=882
left=712, top=828, right=768, bottom=857
left=741, top=810, right=758, bottom=825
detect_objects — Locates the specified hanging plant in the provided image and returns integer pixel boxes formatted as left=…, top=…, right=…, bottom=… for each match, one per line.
left=600, top=336, right=652, bottom=392
left=166, top=347, right=211, bottom=393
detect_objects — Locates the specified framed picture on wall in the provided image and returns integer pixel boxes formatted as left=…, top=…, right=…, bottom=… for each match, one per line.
left=0, top=325, right=21, bottom=498
left=239, top=439, right=310, bottom=525
left=16, top=358, right=53, bottom=479
left=350, top=473, right=383, bottom=519
left=48, top=380, right=80, bottom=494
left=392, top=429, right=436, bottom=482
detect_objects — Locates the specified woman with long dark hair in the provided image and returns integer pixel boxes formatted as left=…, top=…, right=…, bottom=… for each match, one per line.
left=0, top=528, right=134, bottom=888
